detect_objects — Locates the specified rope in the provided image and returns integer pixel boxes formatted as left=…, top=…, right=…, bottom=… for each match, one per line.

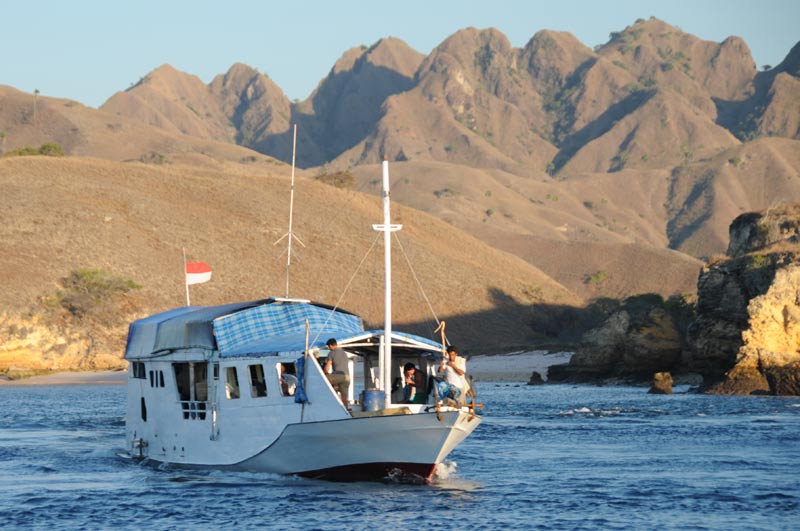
left=393, top=232, right=443, bottom=338
left=311, top=233, right=382, bottom=346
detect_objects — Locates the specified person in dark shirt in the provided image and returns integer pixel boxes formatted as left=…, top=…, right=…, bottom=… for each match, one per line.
left=324, top=338, right=350, bottom=406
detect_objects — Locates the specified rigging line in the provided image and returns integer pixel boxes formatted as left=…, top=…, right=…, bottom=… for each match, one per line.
left=392, top=231, right=441, bottom=331
left=310, top=232, right=382, bottom=346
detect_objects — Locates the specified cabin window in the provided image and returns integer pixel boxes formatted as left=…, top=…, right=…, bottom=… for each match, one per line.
left=278, top=362, right=298, bottom=397
left=132, top=361, right=146, bottom=379
left=174, top=363, right=190, bottom=402
left=194, top=363, right=208, bottom=403
left=249, top=364, right=268, bottom=398
left=146, top=369, right=165, bottom=388
left=225, top=367, right=240, bottom=399
left=173, top=362, right=209, bottom=420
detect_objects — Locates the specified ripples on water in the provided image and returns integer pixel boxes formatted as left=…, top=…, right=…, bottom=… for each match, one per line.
left=1, top=384, right=798, bottom=530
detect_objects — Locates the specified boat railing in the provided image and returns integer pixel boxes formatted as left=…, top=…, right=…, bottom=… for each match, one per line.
left=179, top=400, right=208, bottom=421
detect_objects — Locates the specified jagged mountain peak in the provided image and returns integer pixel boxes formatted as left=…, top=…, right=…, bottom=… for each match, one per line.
left=362, top=37, right=424, bottom=77
left=775, top=40, right=800, bottom=76
left=521, top=29, right=596, bottom=91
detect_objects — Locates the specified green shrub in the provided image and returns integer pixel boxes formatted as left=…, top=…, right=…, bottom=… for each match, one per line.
left=4, top=142, right=65, bottom=157
left=50, top=268, right=141, bottom=319
left=748, top=254, right=769, bottom=270
left=586, top=270, right=609, bottom=285
left=316, top=170, right=354, bottom=189
left=38, top=143, right=64, bottom=156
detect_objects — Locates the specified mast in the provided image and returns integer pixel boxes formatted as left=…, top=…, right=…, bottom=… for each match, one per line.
left=372, top=160, right=402, bottom=408
left=275, top=124, right=304, bottom=297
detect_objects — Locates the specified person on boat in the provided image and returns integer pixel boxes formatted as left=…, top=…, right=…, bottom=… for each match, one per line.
left=324, top=338, right=350, bottom=405
left=280, top=363, right=297, bottom=396
left=402, top=362, right=417, bottom=403
left=436, top=345, right=466, bottom=404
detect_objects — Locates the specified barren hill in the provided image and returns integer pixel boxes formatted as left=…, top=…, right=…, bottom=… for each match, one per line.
left=0, top=84, right=282, bottom=170
left=0, top=156, right=578, bottom=358
left=2, top=18, right=799, bottom=316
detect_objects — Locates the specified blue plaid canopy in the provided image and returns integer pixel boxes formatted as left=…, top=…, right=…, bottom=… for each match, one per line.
left=213, top=301, right=363, bottom=356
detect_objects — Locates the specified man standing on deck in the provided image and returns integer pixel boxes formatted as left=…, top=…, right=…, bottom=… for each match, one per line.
left=325, top=338, right=350, bottom=406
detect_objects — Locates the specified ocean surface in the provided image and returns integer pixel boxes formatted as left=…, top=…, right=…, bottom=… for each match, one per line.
left=1, top=382, right=798, bottom=531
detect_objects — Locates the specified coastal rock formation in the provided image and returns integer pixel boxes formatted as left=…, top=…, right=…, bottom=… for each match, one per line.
left=0, top=313, right=127, bottom=374
left=648, top=372, right=673, bottom=394
left=686, top=204, right=800, bottom=395
left=527, top=371, right=544, bottom=385
left=548, top=295, right=683, bottom=382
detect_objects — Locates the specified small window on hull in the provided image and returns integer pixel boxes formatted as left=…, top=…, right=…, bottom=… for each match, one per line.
left=279, top=363, right=298, bottom=397
left=140, top=397, right=147, bottom=422
left=132, top=362, right=146, bottom=379
left=249, top=364, right=267, bottom=398
left=226, top=367, right=240, bottom=399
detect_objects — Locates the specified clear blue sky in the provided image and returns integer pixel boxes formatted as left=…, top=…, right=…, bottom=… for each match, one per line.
left=2, top=0, right=797, bottom=108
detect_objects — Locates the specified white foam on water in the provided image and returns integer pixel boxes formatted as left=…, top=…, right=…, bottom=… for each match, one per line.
left=433, top=460, right=458, bottom=481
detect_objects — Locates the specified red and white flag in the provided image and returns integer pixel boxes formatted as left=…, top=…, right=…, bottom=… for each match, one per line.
left=185, top=261, right=212, bottom=285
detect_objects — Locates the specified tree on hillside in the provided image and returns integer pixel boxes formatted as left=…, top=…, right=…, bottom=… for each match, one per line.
left=0, top=131, right=6, bottom=155
left=33, top=88, right=40, bottom=122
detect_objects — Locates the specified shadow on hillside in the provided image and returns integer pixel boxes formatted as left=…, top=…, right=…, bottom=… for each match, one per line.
left=713, top=45, right=798, bottom=139
left=253, top=62, right=417, bottom=168
left=665, top=166, right=715, bottom=253
left=367, top=287, right=616, bottom=354
left=552, top=89, right=656, bottom=173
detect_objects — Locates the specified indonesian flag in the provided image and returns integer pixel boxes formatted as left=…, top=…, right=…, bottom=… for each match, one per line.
left=185, top=261, right=212, bottom=285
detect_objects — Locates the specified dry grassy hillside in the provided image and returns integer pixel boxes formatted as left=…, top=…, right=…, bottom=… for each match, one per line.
left=349, top=160, right=704, bottom=298
left=2, top=18, right=798, bottom=322
left=0, top=156, right=579, bottom=355
left=0, top=84, right=282, bottom=170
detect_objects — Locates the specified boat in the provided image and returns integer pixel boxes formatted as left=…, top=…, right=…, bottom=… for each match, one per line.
left=123, top=160, right=482, bottom=482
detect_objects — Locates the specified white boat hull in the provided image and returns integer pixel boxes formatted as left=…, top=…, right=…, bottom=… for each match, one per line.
left=235, top=409, right=480, bottom=481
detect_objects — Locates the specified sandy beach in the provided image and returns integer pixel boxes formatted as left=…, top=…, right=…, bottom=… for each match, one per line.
left=467, top=350, right=573, bottom=382
left=0, top=351, right=572, bottom=386
left=0, top=370, right=128, bottom=386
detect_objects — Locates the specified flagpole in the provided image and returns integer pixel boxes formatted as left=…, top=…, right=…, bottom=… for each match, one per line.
left=183, top=248, right=190, bottom=306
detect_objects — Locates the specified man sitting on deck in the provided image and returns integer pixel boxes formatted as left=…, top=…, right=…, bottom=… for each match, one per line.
left=436, top=345, right=466, bottom=405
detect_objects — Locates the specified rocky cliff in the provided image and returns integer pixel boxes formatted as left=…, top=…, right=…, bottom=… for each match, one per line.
left=687, top=204, right=800, bottom=394
left=0, top=313, right=129, bottom=374
left=548, top=294, right=689, bottom=383
left=551, top=203, right=800, bottom=394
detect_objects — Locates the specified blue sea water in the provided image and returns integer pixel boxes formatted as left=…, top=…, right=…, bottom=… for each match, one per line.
left=1, top=383, right=798, bottom=531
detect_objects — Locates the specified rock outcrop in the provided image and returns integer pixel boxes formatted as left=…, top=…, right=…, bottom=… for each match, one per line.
left=548, top=295, right=684, bottom=383
left=686, top=204, right=800, bottom=394
left=649, top=372, right=673, bottom=394
left=0, top=313, right=127, bottom=374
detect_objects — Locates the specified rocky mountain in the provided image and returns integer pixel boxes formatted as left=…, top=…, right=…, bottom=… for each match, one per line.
left=86, top=18, right=799, bottom=292
left=550, top=203, right=800, bottom=395
left=1, top=19, right=799, bottom=376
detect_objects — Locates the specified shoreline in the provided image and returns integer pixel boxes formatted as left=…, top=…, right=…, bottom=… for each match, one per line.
left=0, top=350, right=573, bottom=387
left=0, top=370, right=128, bottom=386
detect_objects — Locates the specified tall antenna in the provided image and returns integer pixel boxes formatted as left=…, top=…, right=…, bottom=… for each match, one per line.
left=274, top=124, right=305, bottom=297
